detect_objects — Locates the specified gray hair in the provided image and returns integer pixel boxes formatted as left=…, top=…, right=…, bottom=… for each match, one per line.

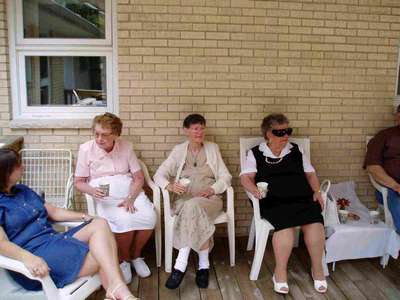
left=261, top=113, right=289, bottom=137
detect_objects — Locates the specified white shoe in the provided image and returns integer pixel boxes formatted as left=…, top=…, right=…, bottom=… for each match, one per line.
left=120, top=261, right=132, bottom=284
left=272, top=274, right=289, bottom=294
left=312, top=271, right=328, bottom=293
left=131, top=257, right=151, bottom=278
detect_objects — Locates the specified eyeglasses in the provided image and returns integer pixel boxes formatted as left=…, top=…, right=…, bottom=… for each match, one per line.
left=271, top=127, right=293, bottom=137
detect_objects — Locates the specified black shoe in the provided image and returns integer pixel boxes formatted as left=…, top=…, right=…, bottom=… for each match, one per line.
left=195, top=268, right=209, bottom=288
left=165, top=268, right=185, bottom=289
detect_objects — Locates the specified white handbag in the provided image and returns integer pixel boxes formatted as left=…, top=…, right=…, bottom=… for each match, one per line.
left=320, top=179, right=340, bottom=227
left=323, top=192, right=340, bottom=227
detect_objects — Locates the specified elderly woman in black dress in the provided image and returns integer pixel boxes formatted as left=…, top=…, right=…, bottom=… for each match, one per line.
left=240, top=113, right=327, bottom=294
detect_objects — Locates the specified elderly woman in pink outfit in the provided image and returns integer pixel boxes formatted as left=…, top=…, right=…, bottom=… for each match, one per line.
left=74, top=113, right=157, bottom=280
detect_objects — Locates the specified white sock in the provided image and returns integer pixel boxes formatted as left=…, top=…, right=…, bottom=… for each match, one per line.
left=198, top=249, right=210, bottom=270
left=174, top=247, right=190, bottom=272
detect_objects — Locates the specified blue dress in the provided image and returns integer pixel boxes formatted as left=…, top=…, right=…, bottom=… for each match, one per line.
left=0, top=184, right=90, bottom=291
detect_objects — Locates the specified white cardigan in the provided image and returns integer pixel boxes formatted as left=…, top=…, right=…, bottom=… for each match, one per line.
left=154, top=141, right=232, bottom=194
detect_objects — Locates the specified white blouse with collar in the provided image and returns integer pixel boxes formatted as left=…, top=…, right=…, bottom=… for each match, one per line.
left=240, top=142, right=315, bottom=176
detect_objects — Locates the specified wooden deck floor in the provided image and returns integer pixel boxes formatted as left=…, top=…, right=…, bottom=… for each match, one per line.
left=88, top=237, right=400, bottom=300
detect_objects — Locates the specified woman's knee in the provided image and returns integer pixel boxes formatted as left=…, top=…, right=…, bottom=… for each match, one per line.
left=91, top=218, right=111, bottom=232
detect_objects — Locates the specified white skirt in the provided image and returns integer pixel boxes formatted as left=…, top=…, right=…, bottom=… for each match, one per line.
left=89, top=174, right=157, bottom=233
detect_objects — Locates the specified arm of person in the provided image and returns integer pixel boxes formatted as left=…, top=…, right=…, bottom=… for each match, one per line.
left=44, top=203, right=92, bottom=222
left=154, top=146, right=186, bottom=195
left=366, top=165, right=400, bottom=193
left=240, top=172, right=262, bottom=199
left=305, top=172, right=324, bottom=209
left=74, top=176, right=105, bottom=199
left=209, top=144, right=232, bottom=195
left=118, top=170, right=145, bottom=213
left=0, top=227, right=50, bottom=277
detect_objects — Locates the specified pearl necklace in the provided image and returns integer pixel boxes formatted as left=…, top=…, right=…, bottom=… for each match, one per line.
left=265, top=157, right=283, bottom=164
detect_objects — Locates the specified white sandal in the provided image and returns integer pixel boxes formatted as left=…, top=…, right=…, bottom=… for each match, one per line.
left=272, top=274, right=289, bottom=294
left=105, top=282, right=140, bottom=300
left=311, top=272, right=328, bottom=293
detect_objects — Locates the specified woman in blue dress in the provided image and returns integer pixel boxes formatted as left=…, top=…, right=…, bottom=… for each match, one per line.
left=0, top=149, right=137, bottom=300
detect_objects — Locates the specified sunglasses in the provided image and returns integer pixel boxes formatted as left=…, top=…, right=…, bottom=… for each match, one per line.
left=271, top=127, right=293, bottom=137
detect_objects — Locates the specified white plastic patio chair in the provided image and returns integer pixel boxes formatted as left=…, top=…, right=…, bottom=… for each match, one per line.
left=160, top=183, right=235, bottom=273
left=20, top=149, right=74, bottom=209
left=85, top=159, right=162, bottom=267
left=240, top=137, right=330, bottom=280
left=0, top=222, right=101, bottom=300
left=365, top=136, right=394, bottom=229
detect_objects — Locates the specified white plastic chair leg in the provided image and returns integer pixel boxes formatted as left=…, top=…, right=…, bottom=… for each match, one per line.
left=322, top=251, right=329, bottom=276
left=250, top=226, right=270, bottom=281
left=228, top=217, right=236, bottom=266
left=247, top=217, right=255, bottom=251
left=332, top=262, right=336, bottom=272
left=380, top=254, right=389, bottom=268
left=155, top=222, right=162, bottom=267
left=165, top=222, right=174, bottom=273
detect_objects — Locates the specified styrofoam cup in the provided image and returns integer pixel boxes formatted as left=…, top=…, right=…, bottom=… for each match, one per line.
left=256, top=182, right=269, bottom=198
left=179, top=178, right=191, bottom=187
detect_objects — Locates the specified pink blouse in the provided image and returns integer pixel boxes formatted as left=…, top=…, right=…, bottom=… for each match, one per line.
left=75, top=138, right=141, bottom=180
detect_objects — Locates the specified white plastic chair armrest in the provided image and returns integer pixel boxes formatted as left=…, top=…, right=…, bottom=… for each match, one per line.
left=85, top=194, right=96, bottom=216
left=161, top=188, right=174, bottom=221
left=368, top=174, right=387, bottom=194
left=53, top=221, right=84, bottom=228
left=146, top=178, right=161, bottom=212
left=246, top=191, right=261, bottom=222
left=65, top=174, right=74, bottom=209
left=368, top=174, right=393, bottom=227
left=0, top=255, right=59, bottom=298
left=226, top=186, right=234, bottom=217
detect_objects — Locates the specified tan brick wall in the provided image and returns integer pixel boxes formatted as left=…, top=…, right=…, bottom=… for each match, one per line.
left=2, top=0, right=400, bottom=235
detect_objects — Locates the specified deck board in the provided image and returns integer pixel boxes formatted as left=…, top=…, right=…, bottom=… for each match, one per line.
left=89, top=237, right=400, bottom=300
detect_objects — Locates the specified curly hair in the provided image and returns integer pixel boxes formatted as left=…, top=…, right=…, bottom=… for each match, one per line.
left=92, top=113, right=123, bottom=136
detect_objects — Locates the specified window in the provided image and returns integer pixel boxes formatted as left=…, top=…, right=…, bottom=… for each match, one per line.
left=7, top=0, right=118, bottom=124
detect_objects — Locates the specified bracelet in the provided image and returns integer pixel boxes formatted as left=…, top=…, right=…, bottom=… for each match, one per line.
left=81, top=214, right=87, bottom=221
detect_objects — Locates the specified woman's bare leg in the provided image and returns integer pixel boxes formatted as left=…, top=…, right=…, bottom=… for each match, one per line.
left=115, top=231, right=135, bottom=262
left=73, top=218, right=134, bottom=299
left=131, top=229, right=153, bottom=259
left=301, top=223, right=325, bottom=281
left=272, top=227, right=295, bottom=287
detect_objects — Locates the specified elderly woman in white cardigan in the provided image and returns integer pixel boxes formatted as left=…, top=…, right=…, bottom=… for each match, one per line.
left=154, top=114, right=231, bottom=290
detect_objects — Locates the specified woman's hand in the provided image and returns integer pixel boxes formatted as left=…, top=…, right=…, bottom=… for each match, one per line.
left=91, top=187, right=106, bottom=199
left=166, top=182, right=187, bottom=195
left=313, top=191, right=324, bottom=210
left=22, top=254, right=50, bottom=278
left=118, top=198, right=137, bottom=214
left=251, top=188, right=263, bottom=200
left=196, top=187, right=215, bottom=198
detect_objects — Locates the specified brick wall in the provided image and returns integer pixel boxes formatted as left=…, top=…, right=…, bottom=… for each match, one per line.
left=2, top=0, right=400, bottom=235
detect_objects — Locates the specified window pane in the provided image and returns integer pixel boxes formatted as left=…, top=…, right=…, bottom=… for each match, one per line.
left=23, top=0, right=105, bottom=38
left=25, top=56, right=107, bottom=107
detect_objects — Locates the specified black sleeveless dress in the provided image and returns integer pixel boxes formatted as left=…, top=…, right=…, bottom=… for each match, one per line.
left=252, top=142, right=323, bottom=231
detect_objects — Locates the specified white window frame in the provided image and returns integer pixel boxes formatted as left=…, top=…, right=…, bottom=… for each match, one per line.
left=7, top=0, right=119, bottom=125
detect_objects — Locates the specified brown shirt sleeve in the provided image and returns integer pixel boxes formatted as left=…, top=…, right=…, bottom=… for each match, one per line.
left=363, top=131, right=386, bottom=168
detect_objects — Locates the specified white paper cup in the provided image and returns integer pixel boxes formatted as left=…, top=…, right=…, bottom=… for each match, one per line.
left=256, top=182, right=269, bottom=198
left=179, top=178, right=191, bottom=188
left=338, top=210, right=349, bottom=223
left=369, top=210, right=380, bottom=224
